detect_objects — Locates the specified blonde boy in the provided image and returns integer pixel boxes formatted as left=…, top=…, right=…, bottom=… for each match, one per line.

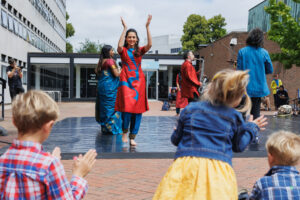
left=0, top=90, right=97, bottom=199
left=250, top=131, right=300, bottom=200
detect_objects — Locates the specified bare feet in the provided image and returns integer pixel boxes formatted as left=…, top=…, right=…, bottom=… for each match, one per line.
left=130, top=139, right=137, bottom=146
left=122, top=134, right=128, bottom=143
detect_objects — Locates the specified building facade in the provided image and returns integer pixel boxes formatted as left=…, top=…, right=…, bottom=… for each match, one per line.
left=0, top=0, right=66, bottom=103
left=248, top=0, right=300, bottom=32
left=146, top=34, right=182, bottom=54
left=28, top=53, right=184, bottom=101
left=197, top=31, right=300, bottom=107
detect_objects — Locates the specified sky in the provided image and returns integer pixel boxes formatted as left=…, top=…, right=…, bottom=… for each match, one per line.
left=66, top=0, right=264, bottom=51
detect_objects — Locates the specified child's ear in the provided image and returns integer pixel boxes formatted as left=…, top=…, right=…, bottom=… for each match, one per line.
left=268, top=153, right=275, bottom=167
left=43, top=120, right=55, bottom=135
left=12, top=117, right=17, bottom=127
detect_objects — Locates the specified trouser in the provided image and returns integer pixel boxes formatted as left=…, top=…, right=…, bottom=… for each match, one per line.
left=122, top=112, right=142, bottom=139
left=250, top=97, right=261, bottom=120
left=273, top=94, right=278, bottom=108
left=188, top=93, right=199, bottom=103
left=176, top=108, right=180, bottom=114
left=9, top=86, right=24, bottom=100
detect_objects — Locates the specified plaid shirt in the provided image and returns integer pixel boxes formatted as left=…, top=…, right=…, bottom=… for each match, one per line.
left=250, top=165, right=300, bottom=200
left=0, top=139, right=88, bottom=199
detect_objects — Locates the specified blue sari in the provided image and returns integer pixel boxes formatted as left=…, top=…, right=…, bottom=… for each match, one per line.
left=96, top=59, right=122, bottom=134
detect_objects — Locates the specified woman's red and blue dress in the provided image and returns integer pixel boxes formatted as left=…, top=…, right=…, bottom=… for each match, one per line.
left=115, top=46, right=149, bottom=137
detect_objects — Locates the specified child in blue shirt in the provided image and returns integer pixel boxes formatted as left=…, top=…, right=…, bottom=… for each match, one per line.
left=153, top=69, right=267, bottom=200
left=249, top=131, right=300, bottom=200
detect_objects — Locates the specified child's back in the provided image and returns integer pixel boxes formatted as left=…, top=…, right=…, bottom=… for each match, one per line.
left=0, top=90, right=96, bottom=199
left=154, top=69, right=267, bottom=200
left=250, top=131, right=300, bottom=200
left=0, top=140, right=87, bottom=199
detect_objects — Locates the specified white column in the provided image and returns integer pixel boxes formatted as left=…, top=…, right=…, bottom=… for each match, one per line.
left=35, top=66, right=40, bottom=90
left=75, top=65, right=81, bottom=98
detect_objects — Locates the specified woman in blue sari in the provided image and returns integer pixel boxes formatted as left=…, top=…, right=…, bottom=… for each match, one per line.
left=95, top=45, right=122, bottom=134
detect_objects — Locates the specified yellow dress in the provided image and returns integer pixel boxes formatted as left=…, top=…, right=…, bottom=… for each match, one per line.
left=153, top=157, right=238, bottom=200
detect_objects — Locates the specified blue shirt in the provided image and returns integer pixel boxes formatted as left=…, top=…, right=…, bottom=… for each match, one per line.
left=250, top=165, right=300, bottom=200
left=171, top=101, right=259, bottom=166
left=237, top=46, right=273, bottom=97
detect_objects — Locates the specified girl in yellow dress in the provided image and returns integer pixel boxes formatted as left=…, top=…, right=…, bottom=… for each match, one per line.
left=153, top=69, right=268, bottom=200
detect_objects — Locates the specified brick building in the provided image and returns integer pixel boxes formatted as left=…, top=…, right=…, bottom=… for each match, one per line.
left=197, top=31, right=300, bottom=107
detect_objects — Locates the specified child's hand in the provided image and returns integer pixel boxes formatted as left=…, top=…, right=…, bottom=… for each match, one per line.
left=248, top=115, right=268, bottom=131
left=73, top=149, right=97, bottom=178
left=51, top=147, right=61, bottom=160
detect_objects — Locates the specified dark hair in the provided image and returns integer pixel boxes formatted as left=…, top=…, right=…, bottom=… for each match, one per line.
left=8, top=58, right=15, bottom=65
left=183, top=50, right=191, bottom=60
left=96, top=45, right=113, bottom=74
left=124, top=28, right=140, bottom=57
left=279, top=85, right=284, bottom=89
left=246, top=28, right=264, bottom=48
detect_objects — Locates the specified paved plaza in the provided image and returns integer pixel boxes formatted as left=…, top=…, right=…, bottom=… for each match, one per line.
left=0, top=101, right=299, bottom=200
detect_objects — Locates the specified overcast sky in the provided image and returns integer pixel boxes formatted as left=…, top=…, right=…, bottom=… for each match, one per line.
left=66, top=0, right=264, bottom=51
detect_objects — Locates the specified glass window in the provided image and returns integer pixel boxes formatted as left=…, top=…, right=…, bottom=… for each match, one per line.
left=1, top=65, right=8, bottom=82
left=8, top=14, right=13, bottom=31
left=27, top=29, right=31, bottom=42
left=22, top=70, right=27, bottom=85
left=1, top=9, right=8, bottom=28
left=22, top=25, right=27, bottom=39
left=13, top=18, right=18, bottom=35
left=30, top=63, right=70, bottom=98
left=18, top=22, right=22, bottom=37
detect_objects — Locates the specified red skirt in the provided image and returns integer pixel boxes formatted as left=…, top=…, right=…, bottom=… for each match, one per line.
left=176, top=90, right=188, bottom=108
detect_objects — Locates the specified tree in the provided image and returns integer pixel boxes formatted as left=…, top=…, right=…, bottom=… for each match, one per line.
left=181, top=14, right=226, bottom=51
left=265, top=0, right=300, bottom=69
left=66, top=12, right=75, bottom=53
left=76, top=39, right=103, bottom=53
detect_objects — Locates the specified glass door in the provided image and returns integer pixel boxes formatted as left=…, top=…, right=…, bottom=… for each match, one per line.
left=145, top=70, right=158, bottom=100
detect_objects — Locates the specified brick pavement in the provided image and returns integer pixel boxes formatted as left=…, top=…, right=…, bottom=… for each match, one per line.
left=0, top=101, right=298, bottom=200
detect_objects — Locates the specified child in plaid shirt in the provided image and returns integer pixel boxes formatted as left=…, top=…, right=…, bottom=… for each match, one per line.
left=249, top=131, right=300, bottom=200
left=0, top=90, right=97, bottom=199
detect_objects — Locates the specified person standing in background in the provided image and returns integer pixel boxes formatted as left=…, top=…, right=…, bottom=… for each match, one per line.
left=237, top=28, right=273, bottom=119
left=6, top=59, right=24, bottom=100
left=270, top=74, right=282, bottom=110
left=175, top=72, right=188, bottom=115
left=180, top=51, right=201, bottom=103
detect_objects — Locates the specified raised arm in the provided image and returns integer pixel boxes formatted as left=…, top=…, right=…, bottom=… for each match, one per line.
left=144, top=15, right=152, bottom=52
left=117, top=17, right=127, bottom=54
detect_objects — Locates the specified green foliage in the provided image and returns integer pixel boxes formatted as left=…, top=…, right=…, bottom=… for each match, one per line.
left=66, top=42, right=73, bottom=53
left=181, top=14, right=227, bottom=51
left=76, top=39, right=103, bottom=53
left=66, top=12, right=75, bottom=52
left=265, top=0, right=300, bottom=69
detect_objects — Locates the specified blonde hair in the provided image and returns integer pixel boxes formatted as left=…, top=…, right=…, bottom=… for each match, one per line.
left=202, top=69, right=251, bottom=113
left=266, top=131, right=300, bottom=166
left=12, top=90, right=59, bottom=134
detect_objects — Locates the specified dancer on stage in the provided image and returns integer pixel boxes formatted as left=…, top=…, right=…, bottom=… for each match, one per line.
left=95, top=45, right=122, bottom=134
left=115, top=15, right=152, bottom=146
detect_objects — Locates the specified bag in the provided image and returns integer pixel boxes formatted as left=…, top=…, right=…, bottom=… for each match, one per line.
left=162, top=101, right=170, bottom=111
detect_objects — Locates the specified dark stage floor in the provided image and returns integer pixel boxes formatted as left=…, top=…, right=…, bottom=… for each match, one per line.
left=1, top=115, right=299, bottom=159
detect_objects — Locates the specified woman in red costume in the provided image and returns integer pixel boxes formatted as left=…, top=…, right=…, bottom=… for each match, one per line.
left=115, top=15, right=152, bottom=146
left=175, top=72, right=188, bottom=116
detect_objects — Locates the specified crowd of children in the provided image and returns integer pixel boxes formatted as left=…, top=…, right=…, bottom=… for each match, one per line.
left=0, top=69, right=299, bottom=199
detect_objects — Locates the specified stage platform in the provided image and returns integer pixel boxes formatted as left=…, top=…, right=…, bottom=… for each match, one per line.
left=1, top=115, right=299, bottom=159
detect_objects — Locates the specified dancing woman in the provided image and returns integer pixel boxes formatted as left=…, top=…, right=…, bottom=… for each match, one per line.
left=95, top=45, right=122, bottom=134
left=115, top=15, right=152, bottom=146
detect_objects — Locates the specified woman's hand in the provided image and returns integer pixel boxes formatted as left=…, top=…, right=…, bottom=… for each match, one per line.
left=121, top=17, right=127, bottom=29
left=146, top=15, right=152, bottom=28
